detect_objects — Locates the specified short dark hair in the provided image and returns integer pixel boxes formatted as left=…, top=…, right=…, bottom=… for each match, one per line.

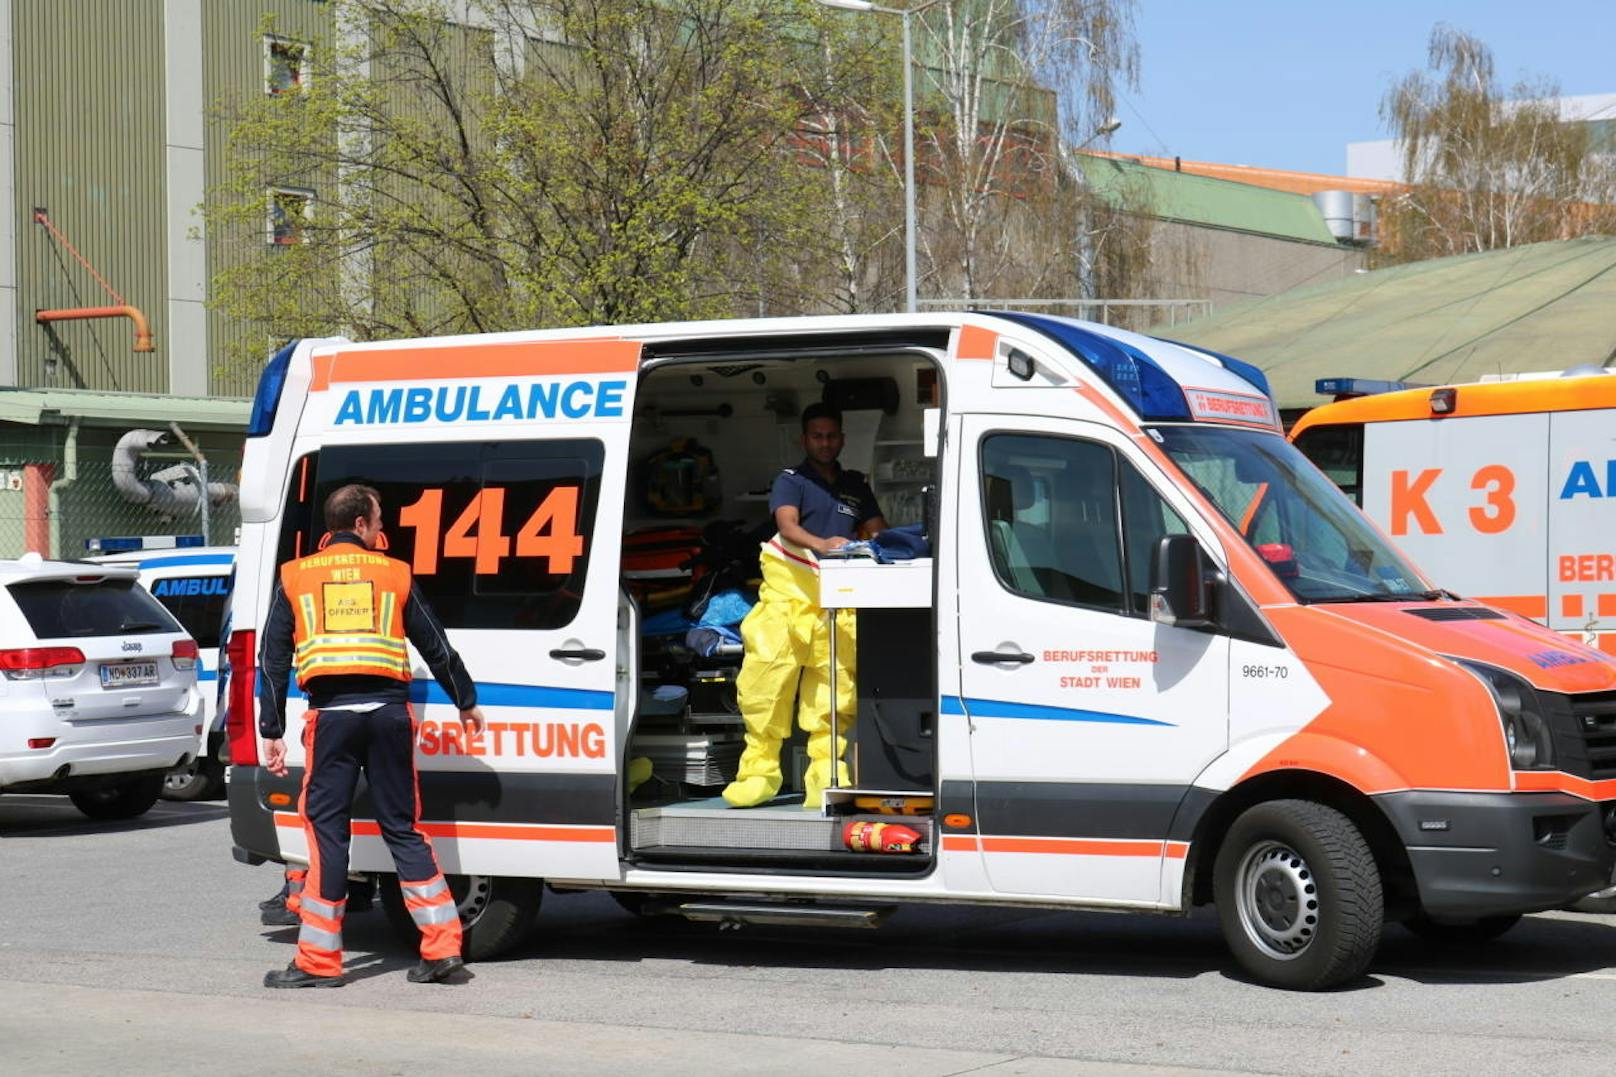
left=801, top=402, right=843, bottom=432
left=324, top=483, right=380, bottom=532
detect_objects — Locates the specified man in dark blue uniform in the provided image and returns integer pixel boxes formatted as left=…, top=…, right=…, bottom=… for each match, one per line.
left=724, top=403, right=887, bottom=809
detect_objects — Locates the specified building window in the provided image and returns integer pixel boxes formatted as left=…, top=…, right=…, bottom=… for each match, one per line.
left=265, top=36, right=310, bottom=95
left=268, top=187, right=314, bottom=245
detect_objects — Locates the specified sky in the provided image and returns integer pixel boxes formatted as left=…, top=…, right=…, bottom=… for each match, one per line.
left=1109, top=0, right=1616, bottom=176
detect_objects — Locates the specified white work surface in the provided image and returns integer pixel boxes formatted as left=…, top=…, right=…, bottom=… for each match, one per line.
left=817, top=556, right=933, bottom=609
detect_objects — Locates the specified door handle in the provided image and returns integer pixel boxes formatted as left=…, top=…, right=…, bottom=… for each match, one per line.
left=971, top=650, right=1034, bottom=665
left=549, top=648, right=606, bottom=662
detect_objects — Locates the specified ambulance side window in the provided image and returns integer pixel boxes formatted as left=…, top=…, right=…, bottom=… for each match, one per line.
left=276, top=452, right=321, bottom=565
left=1118, top=461, right=1191, bottom=615
left=981, top=434, right=1125, bottom=611
left=149, top=577, right=229, bottom=647
left=309, top=440, right=604, bottom=631
left=1293, top=424, right=1363, bottom=505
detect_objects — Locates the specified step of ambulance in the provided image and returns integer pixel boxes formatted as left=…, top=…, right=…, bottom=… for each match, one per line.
left=630, top=797, right=933, bottom=857
left=665, top=899, right=895, bottom=929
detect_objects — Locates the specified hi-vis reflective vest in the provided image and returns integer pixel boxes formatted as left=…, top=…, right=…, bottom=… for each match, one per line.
left=280, top=547, right=412, bottom=687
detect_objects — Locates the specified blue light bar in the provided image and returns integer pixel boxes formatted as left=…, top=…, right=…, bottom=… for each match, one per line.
left=1315, top=377, right=1417, bottom=398
left=1157, top=337, right=1272, bottom=398
left=85, top=534, right=206, bottom=554
left=986, top=312, right=1193, bottom=421
left=247, top=340, right=299, bottom=438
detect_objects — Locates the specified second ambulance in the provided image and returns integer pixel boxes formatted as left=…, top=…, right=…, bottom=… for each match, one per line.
left=226, top=313, right=1616, bottom=991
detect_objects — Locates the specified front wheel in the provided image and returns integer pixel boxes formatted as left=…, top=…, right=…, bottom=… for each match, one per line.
left=1214, top=799, right=1383, bottom=991
left=379, top=874, right=543, bottom=960
left=69, top=774, right=164, bottom=821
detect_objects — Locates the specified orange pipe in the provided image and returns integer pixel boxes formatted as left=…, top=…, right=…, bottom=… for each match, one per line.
left=35, top=305, right=155, bottom=352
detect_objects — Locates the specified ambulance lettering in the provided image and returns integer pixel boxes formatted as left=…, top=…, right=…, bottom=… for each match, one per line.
left=333, top=379, right=627, bottom=426
left=1558, top=460, right=1616, bottom=499
left=1044, top=648, right=1158, bottom=690
left=1388, top=464, right=1519, bottom=536
left=151, top=576, right=230, bottom=597
left=417, top=719, right=607, bottom=759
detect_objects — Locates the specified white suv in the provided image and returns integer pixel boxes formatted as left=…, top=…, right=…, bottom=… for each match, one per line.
left=92, top=547, right=234, bottom=800
left=0, top=555, right=201, bottom=820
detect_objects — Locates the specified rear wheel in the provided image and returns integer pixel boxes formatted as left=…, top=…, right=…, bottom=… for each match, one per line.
left=379, top=874, right=543, bottom=960
left=1404, top=913, right=1521, bottom=943
left=162, top=756, right=225, bottom=801
left=1214, top=799, right=1383, bottom=991
left=69, top=774, right=164, bottom=821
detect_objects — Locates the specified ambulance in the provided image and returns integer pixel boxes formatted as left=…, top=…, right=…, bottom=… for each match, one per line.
left=1292, top=371, right=1616, bottom=651
left=225, top=314, right=1616, bottom=991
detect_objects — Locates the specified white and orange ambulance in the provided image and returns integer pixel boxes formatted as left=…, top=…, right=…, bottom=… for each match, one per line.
left=225, top=314, right=1616, bottom=991
left=1292, top=372, right=1616, bottom=652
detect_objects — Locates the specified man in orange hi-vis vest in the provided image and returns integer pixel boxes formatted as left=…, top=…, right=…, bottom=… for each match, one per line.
left=259, top=483, right=484, bottom=989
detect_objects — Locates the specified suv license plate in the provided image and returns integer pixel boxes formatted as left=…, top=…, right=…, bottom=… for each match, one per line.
left=101, top=661, right=159, bottom=689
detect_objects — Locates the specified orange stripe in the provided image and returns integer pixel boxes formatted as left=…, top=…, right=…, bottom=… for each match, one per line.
left=1563, top=594, right=1586, bottom=619
left=766, top=539, right=819, bottom=572
left=1600, top=635, right=1616, bottom=656
left=954, top=325, right=998, bottom=361
left=309, top=338, right=640, bottom=390
left=941, top=834, right=979, bottom=852
left=273, top=812, right=615, bottom=843
left=1473, top=594, right=1548, bottom=619
left=1599, top=594, right=1616, bottom=618
left=1164, top=841, right=1190, bottom=860
left=1513, top=771, right=1616, bottom=800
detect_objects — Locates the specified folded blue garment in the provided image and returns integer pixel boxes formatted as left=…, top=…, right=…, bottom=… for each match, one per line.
left=685, top=624, right=743, bottom=657
left=872, top=522, right=930, bottom=561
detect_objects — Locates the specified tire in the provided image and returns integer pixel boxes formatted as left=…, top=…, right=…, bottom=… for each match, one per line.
left=162, top=756, right=225, bottom=802
left=1214, top=799, right=1384, bottom=991
left=69, top=774, right=165, bottom=821
left=1404, top=913, right=1521, bottom=943
left=379, top=874, right=543, bottom=961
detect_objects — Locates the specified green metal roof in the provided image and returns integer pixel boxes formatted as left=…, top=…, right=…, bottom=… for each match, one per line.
left=1079, top=155, right=1341, bottom=246
left=1160, top=236, right=1616, bottom=410
left=0, top=388, right=250, bottom=429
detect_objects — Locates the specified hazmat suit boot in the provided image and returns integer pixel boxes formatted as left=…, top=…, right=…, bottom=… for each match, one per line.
left=407, top=955, right=466, bottom=984
left=263, top=963, right=343, bottom=989
left=802, top=758, right=852, bottom=812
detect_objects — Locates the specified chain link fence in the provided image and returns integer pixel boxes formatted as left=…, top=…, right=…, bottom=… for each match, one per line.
left=0, top=449, right=244, bottom=561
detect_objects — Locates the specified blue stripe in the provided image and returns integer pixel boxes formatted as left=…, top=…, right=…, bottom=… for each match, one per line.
left=941, top=695, right=1172, bottom=727
left=407, top=679, right=614, bottom=710
left=138, top=554, right=236, bottom=570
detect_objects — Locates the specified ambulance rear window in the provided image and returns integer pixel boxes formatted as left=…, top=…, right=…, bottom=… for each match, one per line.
left=300, top=440, right=604, bottom=631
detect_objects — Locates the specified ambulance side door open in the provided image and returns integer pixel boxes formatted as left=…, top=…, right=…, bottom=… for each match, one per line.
left=952, top=414, right=1230, bottom=903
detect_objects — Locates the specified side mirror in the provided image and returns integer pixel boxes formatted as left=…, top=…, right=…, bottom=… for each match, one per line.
left=1150, top=534, right=1212, bottom=628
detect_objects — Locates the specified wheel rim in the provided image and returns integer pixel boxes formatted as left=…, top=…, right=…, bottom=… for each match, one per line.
left=1235, top=840, right=1319, bottom=961
left=449, top=875, right=492, bottom=927
left=164, top=762, right=201, bottom=791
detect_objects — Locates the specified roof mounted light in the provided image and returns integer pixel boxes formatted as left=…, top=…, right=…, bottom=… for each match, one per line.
left=1315, top=377, right=1418, bottom=399
left=987, top=312, right=1193, bottom=421
left=247, top=340, right=299, bottom=438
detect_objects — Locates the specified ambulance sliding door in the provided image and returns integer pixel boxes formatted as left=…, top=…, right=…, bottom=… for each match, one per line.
left=1360, top=415, right=1549, bottom=619
left=297, top=339, right=640, bottom=881
left=951, top=415, right=1229, bottom=904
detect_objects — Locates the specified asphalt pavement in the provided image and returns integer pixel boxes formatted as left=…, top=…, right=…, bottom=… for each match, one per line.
left=4, top=793, right=1616, bottom=1075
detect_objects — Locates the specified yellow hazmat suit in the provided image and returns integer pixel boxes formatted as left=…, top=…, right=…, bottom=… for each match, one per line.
left=723, top=538, right=855, bottom=810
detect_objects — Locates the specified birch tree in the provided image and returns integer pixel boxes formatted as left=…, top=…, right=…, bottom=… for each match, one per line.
left=1379, top=24, right=1616, bottom=263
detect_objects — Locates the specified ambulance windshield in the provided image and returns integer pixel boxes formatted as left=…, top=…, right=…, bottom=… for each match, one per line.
left=1155, top=425, right=1433, bottom=604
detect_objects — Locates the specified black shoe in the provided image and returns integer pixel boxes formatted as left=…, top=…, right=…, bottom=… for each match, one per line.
left=261, top=905, right=300, bottom=927
left=258, top=891, right=289, bottom=912
left=406, top=956, right=465, bottom=984
left=263, top=964, right=342, bottom=989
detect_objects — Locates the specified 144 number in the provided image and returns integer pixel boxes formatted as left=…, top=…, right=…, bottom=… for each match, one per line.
left=397, top=486, right=584, bottom=576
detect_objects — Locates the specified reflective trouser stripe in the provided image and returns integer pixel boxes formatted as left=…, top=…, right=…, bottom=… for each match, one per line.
left=297, top=923, right=343, bottom=952
left=285, top=870, right=305, bottom=914
left=399, top=874, right=462, bottom=961
left=410, top=901, right=458, bottom=926
left=302, top=896, right=342, bottom=920
left=400, top=877, right=448, bottom=902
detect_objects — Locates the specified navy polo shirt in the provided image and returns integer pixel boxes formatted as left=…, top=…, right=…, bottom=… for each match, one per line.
left=769, top=459, right=883, bottom=541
